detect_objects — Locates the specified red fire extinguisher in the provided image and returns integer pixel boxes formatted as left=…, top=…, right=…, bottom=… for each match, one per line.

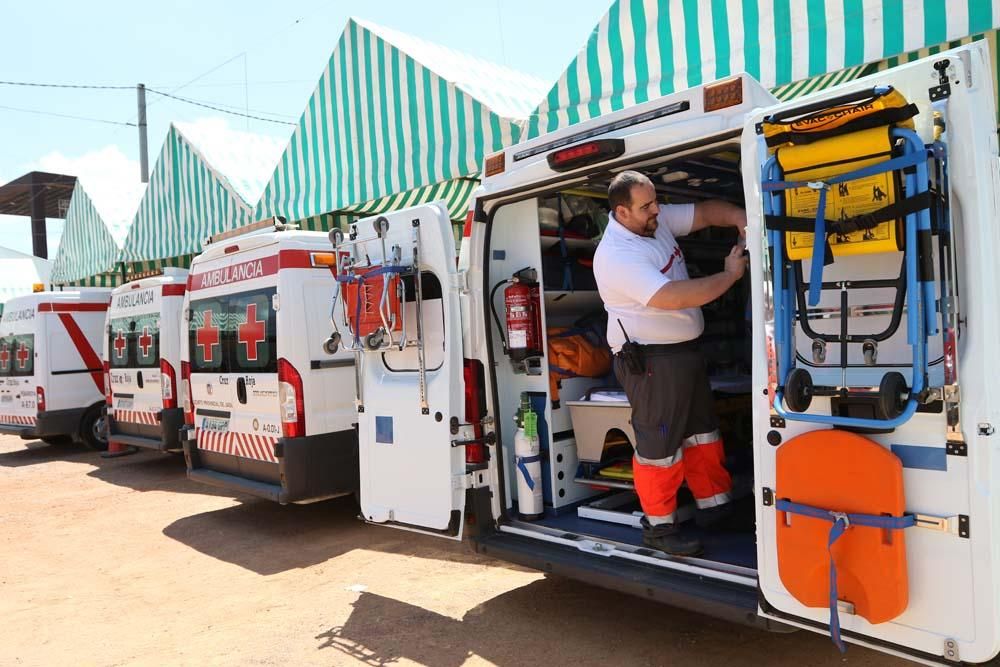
left=498, top=268, right=543, bottom=362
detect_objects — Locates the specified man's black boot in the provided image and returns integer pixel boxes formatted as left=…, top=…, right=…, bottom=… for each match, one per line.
left=696, top=499, right=754, bottom=532
left=641, top=517, right=703, bottom=556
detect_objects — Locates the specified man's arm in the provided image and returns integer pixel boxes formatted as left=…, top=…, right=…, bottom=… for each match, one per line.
left=690, top=200, right=747, bottom=236
left=646, top=245, right=746, bottom=310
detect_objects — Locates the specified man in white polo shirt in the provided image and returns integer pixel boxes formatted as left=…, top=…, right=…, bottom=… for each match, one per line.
left=593, top=170, right=747, bottom=556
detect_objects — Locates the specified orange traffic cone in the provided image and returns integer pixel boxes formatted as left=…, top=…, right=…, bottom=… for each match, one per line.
left=100, top=410, right=137, bottom=458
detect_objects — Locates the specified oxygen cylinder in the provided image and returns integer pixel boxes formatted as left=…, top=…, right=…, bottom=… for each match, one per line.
left=514, top=394, right=544, bottom=520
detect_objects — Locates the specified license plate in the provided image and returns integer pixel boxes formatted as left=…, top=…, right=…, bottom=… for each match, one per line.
left=0, top=395, right=11, bottom=404
left=201, top=417, right=229, bottom=432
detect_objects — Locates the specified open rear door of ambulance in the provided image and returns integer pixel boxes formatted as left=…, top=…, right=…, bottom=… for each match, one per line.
left=349, top=203, right=467, bottom=540
left=745, top=42, right=1000, bottom=663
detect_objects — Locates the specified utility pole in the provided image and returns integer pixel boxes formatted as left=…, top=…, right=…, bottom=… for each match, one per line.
left=137, top=83, right=149, bottom=183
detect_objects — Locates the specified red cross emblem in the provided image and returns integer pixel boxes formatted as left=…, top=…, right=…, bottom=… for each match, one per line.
left=238, top=303, right=266, bottom=362
left=0, top=342, right=9, bottom=372
left=138, top=326, right=153, bottom=357
left=197, top=309, right=220, bottom=363
left=113, top=330, right=127, bottom=358
left=16, top=342, right=30, bottom=370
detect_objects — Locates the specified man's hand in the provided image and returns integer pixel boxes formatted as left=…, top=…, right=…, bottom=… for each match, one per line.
left=724, top=244, right=747, bottom=281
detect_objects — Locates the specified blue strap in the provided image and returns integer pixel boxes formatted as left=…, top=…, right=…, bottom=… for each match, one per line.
left=763, top=149, right=930, bottom=306
left=557, top=223, right=573, bottom=291
left=776, top=499, right=915, bottom=653
left=516, top=454, right=542, bottom=490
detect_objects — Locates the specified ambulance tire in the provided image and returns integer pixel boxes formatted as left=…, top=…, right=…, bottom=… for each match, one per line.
left=878, top=372, right=908, bottom=420
left=79, top=405, right=109, bottom=451
left=784, top=368, right=814, bottom=413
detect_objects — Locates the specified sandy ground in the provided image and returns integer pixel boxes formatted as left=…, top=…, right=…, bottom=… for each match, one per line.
left=0, top=434, right=910, bottom=666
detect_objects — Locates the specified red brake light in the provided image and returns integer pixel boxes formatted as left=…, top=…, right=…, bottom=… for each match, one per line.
left=181, top=361, right=193, bottom=425
left=547, top=139, right=625, bottom=172
left=278, top=358, right=305, bottom=439
left=160, top=359, right=177, bottom=410
left=463, top=358, right=487, bottom=465
left=104, top=361, right=112, bottom=406
left=36, top=386, right=45, bottom=413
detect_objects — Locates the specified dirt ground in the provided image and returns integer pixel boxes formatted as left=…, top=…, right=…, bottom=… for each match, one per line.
left=0, top=434, right=910, bottom=667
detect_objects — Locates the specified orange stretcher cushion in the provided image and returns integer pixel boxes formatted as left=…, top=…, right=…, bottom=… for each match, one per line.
left=776, top=430, right=908, bottom=624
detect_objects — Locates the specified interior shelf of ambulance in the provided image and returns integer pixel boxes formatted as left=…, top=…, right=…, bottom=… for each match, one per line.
left=485, top=143, right=758, bottom=575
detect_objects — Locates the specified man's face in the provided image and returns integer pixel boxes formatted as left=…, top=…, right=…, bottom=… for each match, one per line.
left=615, top=182, right=658, bottom=237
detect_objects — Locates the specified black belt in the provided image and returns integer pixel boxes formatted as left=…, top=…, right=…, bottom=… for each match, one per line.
left=618, top=340, right=698, bottom=354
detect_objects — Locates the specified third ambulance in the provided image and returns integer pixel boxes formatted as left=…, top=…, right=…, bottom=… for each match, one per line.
left=338, top=42, right=1000, bottom=664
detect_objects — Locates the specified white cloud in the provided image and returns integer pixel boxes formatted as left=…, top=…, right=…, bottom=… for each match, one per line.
left=32, top=145, right=146, bottom=246
left=174, top=117, right=287, bottom=206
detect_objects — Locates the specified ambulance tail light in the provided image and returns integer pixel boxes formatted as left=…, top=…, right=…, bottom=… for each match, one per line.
left=160, top=359, right=177, bottom=410
left=278, top=358, right=306, bottom=439
left=104, top=361, right=112, bottom=406
left=36, top=386, right=45, bottom=413
left=181, top=361, right=194, bottom=425
left=463, top=358, right=488, bottom=466
left=547, top=139, right=625, bottom=173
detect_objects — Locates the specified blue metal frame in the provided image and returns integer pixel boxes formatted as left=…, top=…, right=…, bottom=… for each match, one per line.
left=762, top=129, right=935, bottom=429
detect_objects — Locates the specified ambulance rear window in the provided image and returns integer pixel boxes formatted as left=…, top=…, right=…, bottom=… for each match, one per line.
left=189, top=287, right=277, bottom=374
left=108, top=315, right=161, bottom=369
left=0, top=334, right=34, bottom=377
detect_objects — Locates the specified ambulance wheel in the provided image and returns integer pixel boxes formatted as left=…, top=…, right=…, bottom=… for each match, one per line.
left=329, top=228, right=344, bottom=246
left=323, top=333, right=341, bottom=355
left=79, top=405, right=109, bottom=451
left=784, top=368, right=814, bottom=413
left=877, top=372, right=908, bottom=420
left=373, top=216, right=389, bottom=236
left=365, top=331, right=384, bottom=350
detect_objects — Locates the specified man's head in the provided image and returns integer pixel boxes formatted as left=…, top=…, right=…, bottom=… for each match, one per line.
left=608, top=170, right=659, bottom=237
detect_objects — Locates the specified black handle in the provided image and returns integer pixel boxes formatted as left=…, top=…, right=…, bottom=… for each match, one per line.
left=136, top=371, right=144, bottom=389
left=236, top=377, right=247, bottom=405
left=764, top=86, right=891, bottom=123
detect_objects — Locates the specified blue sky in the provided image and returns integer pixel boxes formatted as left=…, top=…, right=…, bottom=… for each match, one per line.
left=0, top=0, right=613, bottom=257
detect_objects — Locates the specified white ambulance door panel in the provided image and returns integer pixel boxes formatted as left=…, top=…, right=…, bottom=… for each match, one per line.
left=109, top=289, right=162, bottom=419
left=353, top=203, right=466, bottom=539
left=188, top=294, right=237, bottom=447
left=226, top=287, right=282, bottom=459
left=745, top=43, right=1000, bottom=661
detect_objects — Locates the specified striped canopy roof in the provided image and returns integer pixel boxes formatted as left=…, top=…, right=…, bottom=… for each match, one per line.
left=254, top=17, right=547, bottom=224
left=119, top=123, right=257, bottom=272
left=50, top=182, right=124, bottom=286
left=527, top=0, right=1000, bottom=138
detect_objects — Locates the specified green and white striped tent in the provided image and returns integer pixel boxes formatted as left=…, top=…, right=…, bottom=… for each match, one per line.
left=526, top=0, right=1000, bottom=138
left=254, top=17, right=547, bottom=231
left=119, top=123, right=263, bottom=276
left=50, top=182, right=127, bottom=287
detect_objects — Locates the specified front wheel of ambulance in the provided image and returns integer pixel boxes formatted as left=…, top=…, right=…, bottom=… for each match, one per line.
left=79, top=405, right=109, bottom=451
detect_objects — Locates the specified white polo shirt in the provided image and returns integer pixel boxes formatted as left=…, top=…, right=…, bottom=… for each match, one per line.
left=593, top=203, right=704, bottom=352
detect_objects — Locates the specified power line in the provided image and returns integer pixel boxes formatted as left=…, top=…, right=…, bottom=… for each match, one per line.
left=0, top=103, right=136, bottom=127
left=0, top=80, right=134, bottom=90
left=144, top=88, right=295, bottom=125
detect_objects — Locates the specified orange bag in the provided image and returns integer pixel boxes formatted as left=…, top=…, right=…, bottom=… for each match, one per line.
left=547, top=327, right=612, bottom=405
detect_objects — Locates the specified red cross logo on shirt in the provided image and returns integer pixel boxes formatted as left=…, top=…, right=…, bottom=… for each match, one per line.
left=113, top=330, right=127, bottom=358
left=0, top=342, right=9, bottom=371
left=238, top=303, right=265, bottom=362
left=197, top=309, right=220, bottom=363
left=16, top=342, right=30, bottom=370
left=138, top=326, right=153, bottom=357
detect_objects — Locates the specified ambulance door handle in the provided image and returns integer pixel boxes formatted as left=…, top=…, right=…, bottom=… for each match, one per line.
left=236, top=377, right=247, bottom=405
left=137, top=371, right=144, bottom=389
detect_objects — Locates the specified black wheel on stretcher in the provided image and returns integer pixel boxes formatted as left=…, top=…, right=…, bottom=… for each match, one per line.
left=366, top=330, right=385, bottom=350
left=784, top=368, right=814, bottom=413
left=373, top=216, right=390, bottom=236
left=329, top=228, right=344, bottom=246
left=877, top=371, right=908, bottom=420
left=323, top=332, right=341, bottom=355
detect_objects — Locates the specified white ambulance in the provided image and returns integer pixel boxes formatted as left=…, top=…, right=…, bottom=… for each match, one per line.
left=342, top=43, right=1000, bottom=663
left=0, top=290, right=111, bottom=449
left=103, top=268, right=188, bottom=452
left=179, top=218, right=358, bottom=504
